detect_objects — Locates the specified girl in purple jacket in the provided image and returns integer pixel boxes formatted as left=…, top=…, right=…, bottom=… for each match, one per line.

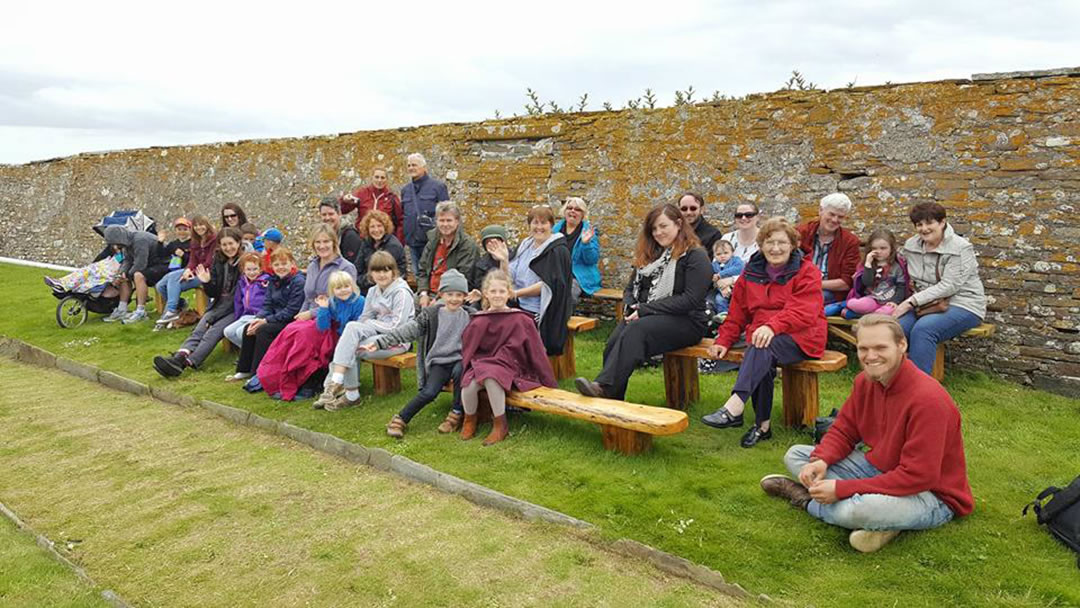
left=223, top=252, right=271, bottom=353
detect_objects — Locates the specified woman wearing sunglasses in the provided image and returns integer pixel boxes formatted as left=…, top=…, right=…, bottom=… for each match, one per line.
left=720, top=203, right=761, bottom=265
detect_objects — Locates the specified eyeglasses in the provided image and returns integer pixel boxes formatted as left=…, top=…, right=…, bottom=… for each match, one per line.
left=223, top=213, right=238, bottom=219
left=734, top=212, right=758, bottom=219
left=762, top=239, right=791, bottom=249
left=680, top=206, right=700, bottom=212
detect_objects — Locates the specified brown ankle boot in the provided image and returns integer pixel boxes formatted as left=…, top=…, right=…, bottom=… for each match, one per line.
left=460, top=414, right=478, bottom=440
left=437, top=411, right=462, bottom=434
left=482, top=415, right=509, bottom=446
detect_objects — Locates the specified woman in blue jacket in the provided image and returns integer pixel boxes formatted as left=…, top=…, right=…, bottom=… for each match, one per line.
left=552, top=197, right=601, bottom=307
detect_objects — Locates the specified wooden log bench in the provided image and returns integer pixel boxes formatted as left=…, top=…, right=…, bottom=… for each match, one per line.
left=662, top=340, right=848, bottom=428
left=548, top=316, right=598, bottom=380
left=149, top=286, right=208, bottom=316
left=826, top=317, right=995, bottom=382
left=369, top=351, right=417, bottom=396
left=507, top=387, right=688, bottom=455
left=592, top=288, right=625, bottom=323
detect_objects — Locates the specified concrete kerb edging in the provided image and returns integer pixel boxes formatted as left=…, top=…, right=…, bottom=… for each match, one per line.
left=0, top=336, right=758, bottom=602
left=0, top=500, right=133, bottom=608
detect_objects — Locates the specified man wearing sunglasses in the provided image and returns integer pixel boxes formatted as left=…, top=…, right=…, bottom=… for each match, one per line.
left=677, top=192, right=721, bottom=252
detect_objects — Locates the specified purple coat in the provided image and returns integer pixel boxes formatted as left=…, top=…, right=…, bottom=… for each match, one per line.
left=460, top=308, right=557, bottom=393
left=233, top=273, right=270, bottom=319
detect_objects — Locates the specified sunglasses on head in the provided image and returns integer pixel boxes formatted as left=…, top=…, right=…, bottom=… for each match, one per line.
left=734, top=211, right=758, bottom=219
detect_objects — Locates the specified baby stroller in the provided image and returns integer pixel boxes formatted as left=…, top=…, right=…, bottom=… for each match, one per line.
left=52, top=210, right=157, bottom=328
left=53, top=285, right=121, bottom=328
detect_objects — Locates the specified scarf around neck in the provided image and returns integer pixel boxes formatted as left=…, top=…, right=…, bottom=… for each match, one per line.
left=633, top=247, right=680, bottom=304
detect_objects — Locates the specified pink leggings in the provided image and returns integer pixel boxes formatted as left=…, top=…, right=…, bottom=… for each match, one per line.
left=845, top=296, right=897, bottom=315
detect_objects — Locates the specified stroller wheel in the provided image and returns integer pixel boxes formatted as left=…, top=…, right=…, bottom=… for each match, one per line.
left=56, top=296, right=88, bottom=329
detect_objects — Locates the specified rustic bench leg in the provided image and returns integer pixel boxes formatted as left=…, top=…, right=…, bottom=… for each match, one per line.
left=662, top=354, right=699, bottom=410
left=371, top=365, right=401, bottom=396
left=600, top=424, right=652, bottom=455
left=221, top=340, right=235, bottom=354
left=548, top=332, right=577, bottom=381
left=614, top=304, right=624, bottom=324
left=932, top=344, right=946, bottom=382
left=781, top=367, right=819, bottom=429
left=195, top=289, right=208, bottom=316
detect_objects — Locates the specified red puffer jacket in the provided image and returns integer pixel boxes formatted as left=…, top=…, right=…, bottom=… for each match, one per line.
left=713, top=250, right=827, bottom=358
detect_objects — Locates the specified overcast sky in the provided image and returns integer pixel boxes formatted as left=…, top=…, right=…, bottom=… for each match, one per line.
left=1, top=0, right=1077, bottom=165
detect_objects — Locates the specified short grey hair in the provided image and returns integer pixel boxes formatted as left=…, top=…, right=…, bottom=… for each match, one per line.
left=435, top=200, right=460, bottom=219
left=407, top=153, right=427, bottom=167
left=820, top=192, right=853, bottom=214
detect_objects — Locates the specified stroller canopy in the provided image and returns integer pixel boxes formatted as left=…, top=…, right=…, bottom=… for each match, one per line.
left=92, top=210, right=156, bottom=237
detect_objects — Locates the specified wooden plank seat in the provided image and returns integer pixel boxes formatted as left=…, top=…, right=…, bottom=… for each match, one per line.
left=592, top=288, right=625, bottom=323
left=662, top=340, right=848, bottom=429
left=507, top=386, right=688, bottom=455
left=826, top=316, right=995, bottom=382
left=548, top=316, right=599, bottom=380
left=369, top=352, right=417, bottom=396
left=149, top=286, right=208, bottom=316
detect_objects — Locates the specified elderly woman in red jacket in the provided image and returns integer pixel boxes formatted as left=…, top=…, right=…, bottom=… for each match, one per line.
left=701, top=216, right=827, bottom=448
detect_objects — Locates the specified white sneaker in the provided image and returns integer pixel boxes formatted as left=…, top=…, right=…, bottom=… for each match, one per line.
left=103, top=308, right=127, bottom=323
left=122, top=310, right=148, bottom=324
left=157, top=310, right=180, bottom=324
left=849, top=529, right=901, bottom=553
left=225, top=372, right=252, bottom=382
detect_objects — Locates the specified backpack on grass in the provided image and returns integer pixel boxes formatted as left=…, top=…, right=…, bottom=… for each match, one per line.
left=1023, top=475, right=1080, bottom=568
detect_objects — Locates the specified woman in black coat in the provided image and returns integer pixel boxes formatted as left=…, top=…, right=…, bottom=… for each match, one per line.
left=576, top=203, right=711, bottom=400
left=353, top=210, right=408, bottom=292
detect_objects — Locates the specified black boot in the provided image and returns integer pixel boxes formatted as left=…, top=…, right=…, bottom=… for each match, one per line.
left=153, top=354, right=185, bottom=378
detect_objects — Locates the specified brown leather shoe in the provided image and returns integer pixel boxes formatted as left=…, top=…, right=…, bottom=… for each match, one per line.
left=574, top=377, right=606, bottom=398
left=460, top=414, right=478, bottom=440
left=760, top=474, right=811, bottom=510
left=386, top=415, right=407, bottom=439
left=482, top=415, right=509, bottom=446
left=437, top=411, right=462, bottom=434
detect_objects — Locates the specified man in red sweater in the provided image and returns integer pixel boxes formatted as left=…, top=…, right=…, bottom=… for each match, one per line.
left=796, top=192, right=861, bottom=306
left=760, top=314, right=973, bottom=553
left=340, top=167, right=405, bottom=243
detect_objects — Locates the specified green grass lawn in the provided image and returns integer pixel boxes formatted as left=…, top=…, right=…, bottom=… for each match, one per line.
left=0, top=517, right=109, bottom=608
left=0, top=359, right=736, bottom=608
left=4, top=261, right=1080, bottom=606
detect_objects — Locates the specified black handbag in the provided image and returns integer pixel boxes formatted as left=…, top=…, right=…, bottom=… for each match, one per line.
left=813, top=408, right=839, bottom=444
left=1023, top=475, right=1080, bottom=568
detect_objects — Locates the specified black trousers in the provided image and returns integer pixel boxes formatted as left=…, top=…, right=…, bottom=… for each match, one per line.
left=595, top=315, right=705, bottom=400
left=236, top=320, right=290, bottom=373
left=398, top=361, right=463, bottom=423
left=730, top=334, right=809, bottom=426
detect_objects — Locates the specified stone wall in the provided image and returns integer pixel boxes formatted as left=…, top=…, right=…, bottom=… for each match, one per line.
left=2, top=72, right=1079, bottom=395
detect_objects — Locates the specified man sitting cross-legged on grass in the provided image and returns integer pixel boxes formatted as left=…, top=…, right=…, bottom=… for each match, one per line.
left=760, top=313, right=973, bottom=553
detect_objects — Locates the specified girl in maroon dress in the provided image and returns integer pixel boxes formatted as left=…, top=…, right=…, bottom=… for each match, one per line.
left=459, top=270, right=556, bottom=445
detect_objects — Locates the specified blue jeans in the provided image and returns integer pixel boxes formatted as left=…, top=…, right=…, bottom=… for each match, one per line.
left=155, top=269, right=202, bottom=313
left=784, top=445, right=954, bottom=531
left=712, top=293, right=730, bottom=314
left=823, top=300, right=846, bottom=316
left=897, top=306, right=981, bottom=375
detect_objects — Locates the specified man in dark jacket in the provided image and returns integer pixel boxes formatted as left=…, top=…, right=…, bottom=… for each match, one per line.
left=102, top=225, right=159, bottom=324
left=400, top=153, right=450, bottom=272
left=319, top=197, right=363, bottom=264
left=797, top=192, right=861, bottom=304
left=678, top=192, right=721, bottom=252
left=416, top=201, right=480, bottom=308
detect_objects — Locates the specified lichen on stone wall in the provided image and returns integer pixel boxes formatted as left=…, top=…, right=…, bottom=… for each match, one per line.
left=2, top=74, right=1080, bottom=396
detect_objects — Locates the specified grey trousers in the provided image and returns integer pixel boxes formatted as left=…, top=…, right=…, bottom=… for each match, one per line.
left=180, top=312, right=236, bottom=367
left=330, top=320, right=408, bottom=387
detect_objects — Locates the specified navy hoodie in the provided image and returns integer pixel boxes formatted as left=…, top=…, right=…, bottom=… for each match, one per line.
left=258, top=270, right=306, bottom=324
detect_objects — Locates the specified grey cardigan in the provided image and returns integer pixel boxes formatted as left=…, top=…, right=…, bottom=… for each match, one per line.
left=901, top=223, right=986, bottom=319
